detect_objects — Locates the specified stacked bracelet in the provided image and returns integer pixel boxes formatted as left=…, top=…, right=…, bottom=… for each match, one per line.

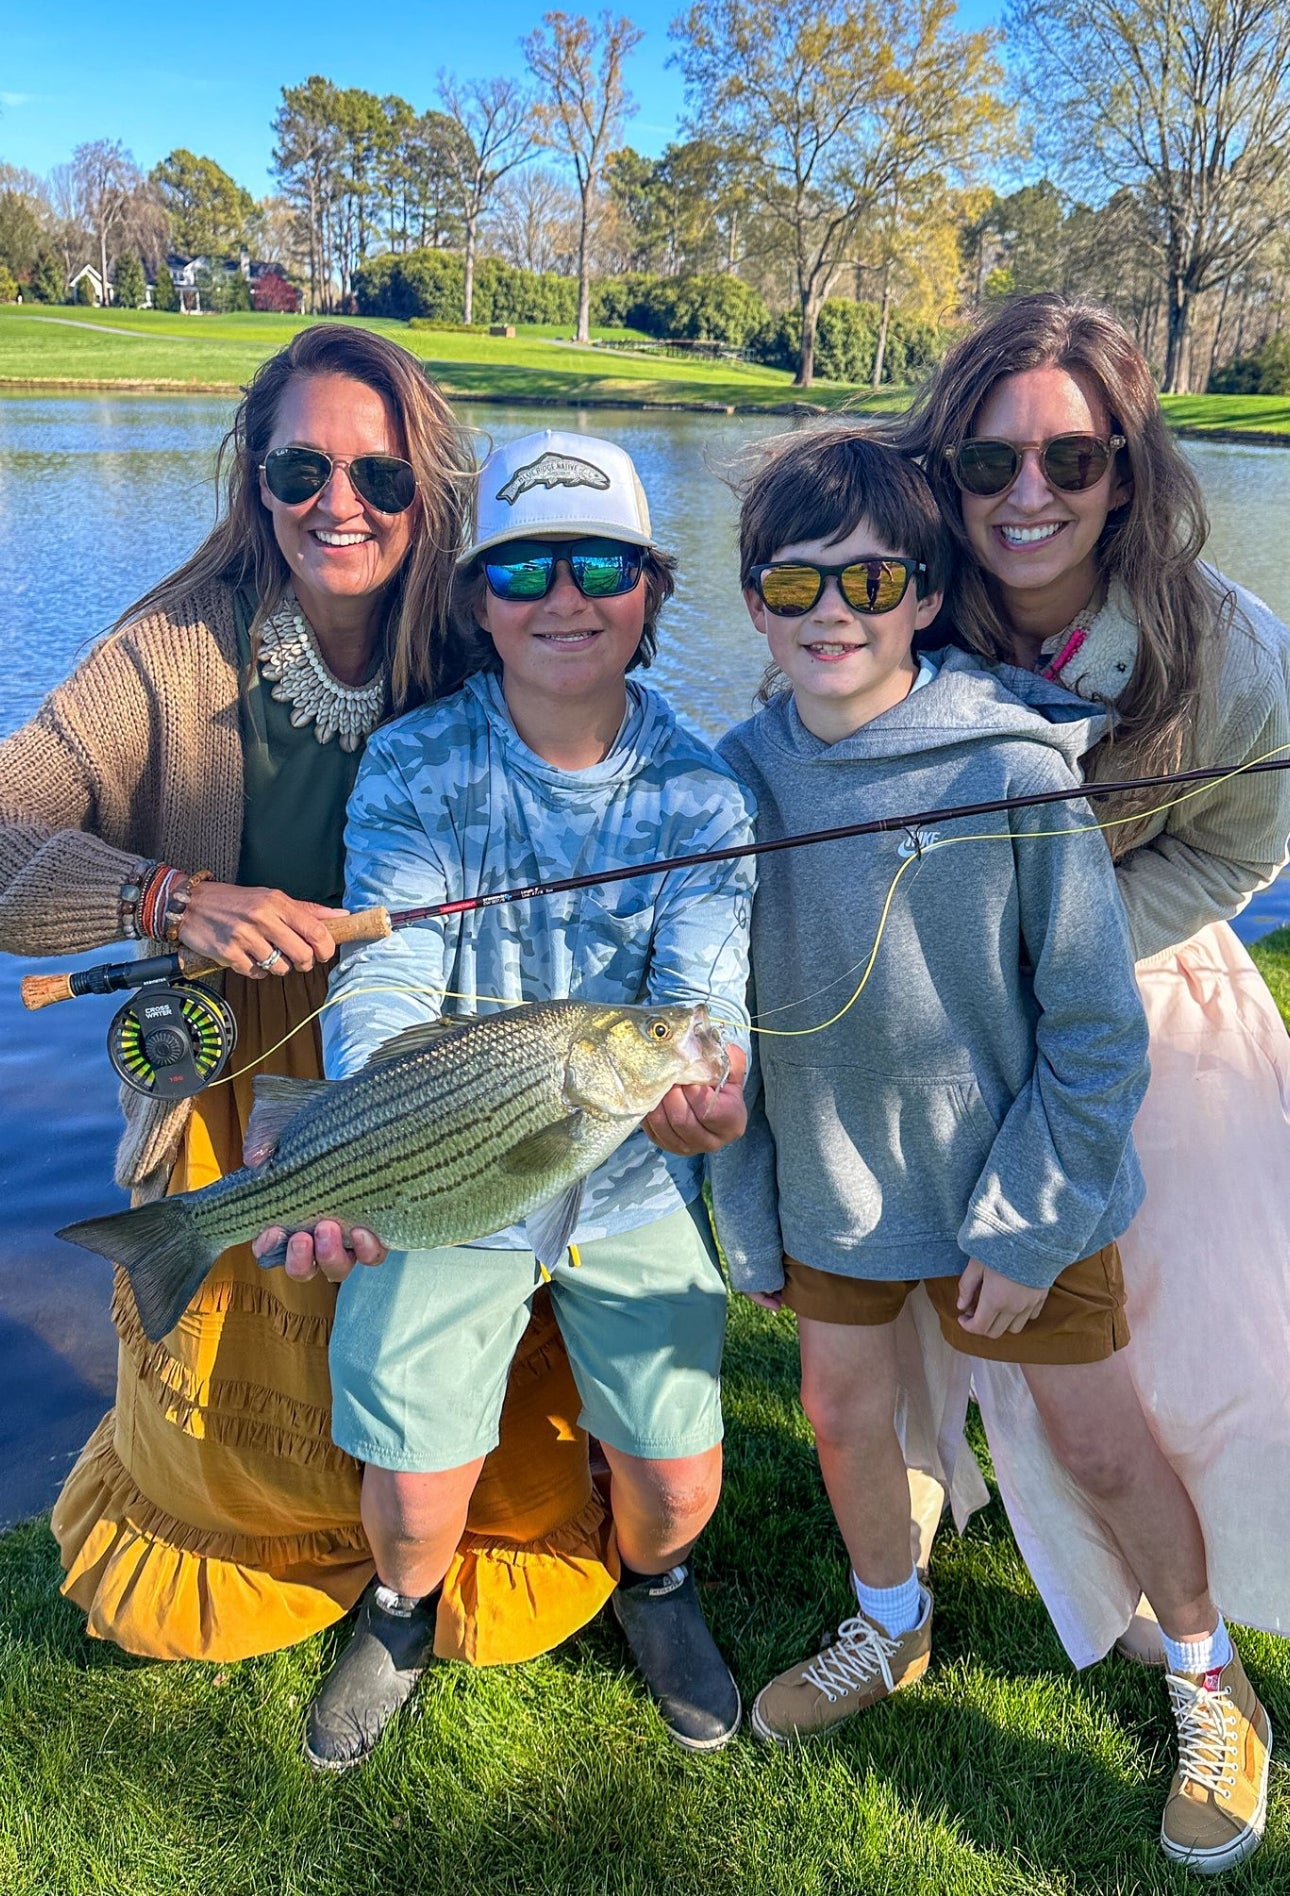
left=136, top=863, right=180, bottom=941
left=117, top=860, right=158, bottom=940
left=162, top=868, right=213, bottom=944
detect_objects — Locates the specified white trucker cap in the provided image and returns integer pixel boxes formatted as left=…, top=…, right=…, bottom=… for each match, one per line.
left=463, top=429, right=655, bottom=562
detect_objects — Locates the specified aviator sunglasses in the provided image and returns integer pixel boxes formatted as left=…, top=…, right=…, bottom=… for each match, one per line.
left=751, top=556, right=925, bottom=617
left=483, top=537, right=645, bottom=602
left=260, top=445, right=418, bottom=514
left=946, top=432, right=1126, bottom=498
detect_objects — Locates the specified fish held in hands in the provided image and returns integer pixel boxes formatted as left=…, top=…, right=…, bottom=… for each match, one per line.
left=58, top=998, right=728, bottom=1342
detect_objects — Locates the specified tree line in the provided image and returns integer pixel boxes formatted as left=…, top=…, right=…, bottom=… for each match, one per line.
left=1, top=0, right=1288, bottom=392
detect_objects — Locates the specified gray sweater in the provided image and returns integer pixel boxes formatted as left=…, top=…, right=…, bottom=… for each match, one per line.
left=710, top=650, right=1149, bottom=1294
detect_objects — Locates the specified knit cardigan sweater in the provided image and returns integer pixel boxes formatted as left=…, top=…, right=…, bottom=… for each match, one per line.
left=0, top=580, right=245, bottom=1193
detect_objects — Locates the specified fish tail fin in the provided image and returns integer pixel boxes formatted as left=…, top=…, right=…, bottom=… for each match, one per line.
left=57, top=1198, right=217, bottom=1343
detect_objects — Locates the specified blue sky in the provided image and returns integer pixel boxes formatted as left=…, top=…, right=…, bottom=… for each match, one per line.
left=3, top=0, right=1004, bottom=196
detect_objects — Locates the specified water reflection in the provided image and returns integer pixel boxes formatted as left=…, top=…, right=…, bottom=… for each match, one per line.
left=1, top=390, right=1288, bottom=1519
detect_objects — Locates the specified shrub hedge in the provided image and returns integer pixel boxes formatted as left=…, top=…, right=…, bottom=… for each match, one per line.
left=1209, top=331, right=1290, bottom=397
left=353, top=249, right=951, bottom=383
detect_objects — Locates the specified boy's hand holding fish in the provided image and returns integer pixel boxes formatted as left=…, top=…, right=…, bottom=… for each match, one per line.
left=641, top=1043, right=748, bottom=1156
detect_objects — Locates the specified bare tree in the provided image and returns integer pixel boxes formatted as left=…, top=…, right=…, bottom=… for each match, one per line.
left=1008, top=0, right=1290, bottom=392
left=522, top=11, right=643, bottom=342
left=439, top=75, right=538, bottom=322
left=484, top=166, right=581, bottom=274
left=70, top=139, right=142, bottom=300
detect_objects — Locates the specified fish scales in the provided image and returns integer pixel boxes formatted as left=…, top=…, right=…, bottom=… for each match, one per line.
left=57, top=998, right=729, bottom=1342
left=187, top=1007, right=608, bottom=1250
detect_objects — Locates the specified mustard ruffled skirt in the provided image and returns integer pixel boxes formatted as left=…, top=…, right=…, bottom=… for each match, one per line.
left=51, top=967, right=617, bottom=1663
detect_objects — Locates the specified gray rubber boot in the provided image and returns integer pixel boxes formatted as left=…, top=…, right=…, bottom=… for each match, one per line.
left=304, top=1581, right=437, bottom=1771
left=612, top=1564, right=741, bottom=1750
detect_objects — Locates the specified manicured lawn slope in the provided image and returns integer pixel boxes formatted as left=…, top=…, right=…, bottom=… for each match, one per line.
left=3, top=932, right=1289, bottom=1896
left=4, top=309, right=1286, bottom=433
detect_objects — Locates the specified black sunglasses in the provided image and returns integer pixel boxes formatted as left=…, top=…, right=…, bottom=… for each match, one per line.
left=260, top=445, right=418, bottom=514
left=483, top=537, right=645, bottom=602
left=946, top=433, right=1126, bottom=498
left=750, top=557, right=925, bottom=617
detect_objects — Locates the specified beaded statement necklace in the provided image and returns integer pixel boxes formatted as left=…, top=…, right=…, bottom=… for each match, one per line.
left=257, top=590, right=388, bottom=752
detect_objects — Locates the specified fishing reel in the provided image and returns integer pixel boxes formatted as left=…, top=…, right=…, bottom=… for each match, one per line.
left=107, top=980, right=237, bottom=1099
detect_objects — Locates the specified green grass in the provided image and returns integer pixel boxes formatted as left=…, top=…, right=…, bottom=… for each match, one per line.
left=0, top=306, right=889, bottom=414
left=1, top=923, right=1286, bottom=1891
left=1159, top=395, right=1290, bottom=440
left=3, top=307, right=1290, bottom=434
left=1249, top=926, right=1290, bottom=1016
left=7, top=1052, right=1290, bottom=1896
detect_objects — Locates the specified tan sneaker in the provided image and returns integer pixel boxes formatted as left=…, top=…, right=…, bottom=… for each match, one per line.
left=750, top=1588, right=932, bottom=1742
left=1161, top=1648, right=1272, bottom=1875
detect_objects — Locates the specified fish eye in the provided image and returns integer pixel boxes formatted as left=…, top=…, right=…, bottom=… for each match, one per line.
left=647, top=1019, right=672, bottom=1041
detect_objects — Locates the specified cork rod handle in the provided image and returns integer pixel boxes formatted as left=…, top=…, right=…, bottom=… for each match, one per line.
left=19, top=907, right=392, bottom=1011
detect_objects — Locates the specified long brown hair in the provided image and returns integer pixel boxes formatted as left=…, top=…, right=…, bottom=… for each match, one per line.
left=113, top=324, right=475, bottom=710
left=891, top=293, right=1222, bottom=836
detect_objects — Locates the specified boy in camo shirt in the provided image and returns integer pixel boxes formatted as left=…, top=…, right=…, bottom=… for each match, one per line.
left=290, top=431, right=754, bottom=1769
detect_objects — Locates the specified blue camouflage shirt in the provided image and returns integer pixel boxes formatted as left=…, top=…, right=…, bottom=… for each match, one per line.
left=323, top=669, right=756, bottom=1246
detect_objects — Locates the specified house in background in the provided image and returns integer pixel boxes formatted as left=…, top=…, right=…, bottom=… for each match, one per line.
left=65, top=256, right=302, bottom=314
left=66, top=264, right=108, bottom=305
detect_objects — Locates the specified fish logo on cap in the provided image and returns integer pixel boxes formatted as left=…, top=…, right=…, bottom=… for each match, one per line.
left=497, top=452, right=612, bottom=506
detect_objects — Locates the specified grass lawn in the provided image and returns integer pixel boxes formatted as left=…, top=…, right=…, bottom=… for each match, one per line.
left=1, top=926, right=1288, bottom=1895
left=0, top=307, right=883, bottom=414
left=2, top=308, right=1289, bottom=436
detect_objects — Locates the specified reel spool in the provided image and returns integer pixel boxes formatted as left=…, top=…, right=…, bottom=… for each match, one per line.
left=107, top=982, right=237, bottom=1099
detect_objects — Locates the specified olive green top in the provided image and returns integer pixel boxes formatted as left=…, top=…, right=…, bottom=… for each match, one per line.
left=234, top=593, right=369, bottom=905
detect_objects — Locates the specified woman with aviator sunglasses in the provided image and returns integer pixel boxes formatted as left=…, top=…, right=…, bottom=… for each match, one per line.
left=0, top=327, right=627, bottom=1679
left=890, top=292, right=1290, bottom=1824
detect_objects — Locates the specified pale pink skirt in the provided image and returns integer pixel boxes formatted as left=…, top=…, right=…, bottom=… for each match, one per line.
left=900, top=921, right=1290, bottom=1665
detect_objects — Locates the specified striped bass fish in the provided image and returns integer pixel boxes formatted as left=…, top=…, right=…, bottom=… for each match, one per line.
left=59, top=998, right=728, bottom=1343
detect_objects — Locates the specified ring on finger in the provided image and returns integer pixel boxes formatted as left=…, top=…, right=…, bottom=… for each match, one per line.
left=253, top=948, right=286, bottom=971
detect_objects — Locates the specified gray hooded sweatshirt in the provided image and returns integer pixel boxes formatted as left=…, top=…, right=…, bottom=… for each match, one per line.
left=709, top=649, right=1148, bottom=1294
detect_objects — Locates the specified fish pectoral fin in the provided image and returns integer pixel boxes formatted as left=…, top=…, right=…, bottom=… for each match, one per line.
left=243, top=1076, right=330, bottom=1167
left=498, top=1111, right=588, bottom=1177
left=360, top=1015, right=478, bottom=1071
left=525, top=1183, right=584, bottom=1273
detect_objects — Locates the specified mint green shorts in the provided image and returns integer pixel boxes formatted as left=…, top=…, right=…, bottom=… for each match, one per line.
left=329, top=1200, right=727, bottom=1472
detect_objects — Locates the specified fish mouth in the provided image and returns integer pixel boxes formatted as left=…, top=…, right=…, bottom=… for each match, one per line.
left=676, top=1004, right=729, bottom=1087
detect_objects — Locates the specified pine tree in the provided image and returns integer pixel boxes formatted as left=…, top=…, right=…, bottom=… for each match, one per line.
left=76, top=273, right=97, bottom=306
left=113, top=252, right=146, bottom=308
left=153, top=259, right=178, bottom=312
left=28, top=250, right=65, bottom=304
left=226, top=266, right=252, bottom=311
left=0, top=265, right=18, bottom=304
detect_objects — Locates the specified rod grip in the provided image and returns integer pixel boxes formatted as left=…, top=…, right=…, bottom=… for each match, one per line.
left=20, top=909, right=394, bottom=1008
left=328, top=907, right=392, bottom=945
left=19, top=973, right=76, bottom=1011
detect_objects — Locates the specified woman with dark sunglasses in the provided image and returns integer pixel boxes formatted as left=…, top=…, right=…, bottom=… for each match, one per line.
left=889, top=292, right=1290, bottom=1806
left=0, top=326, right=621, bottom=1676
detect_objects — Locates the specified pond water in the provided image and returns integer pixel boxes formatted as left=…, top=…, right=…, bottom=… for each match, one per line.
left=1, top=392, right=1288, bottom=1523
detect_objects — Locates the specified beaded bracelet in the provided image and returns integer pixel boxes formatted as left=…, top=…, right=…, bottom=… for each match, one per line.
left=117, top=861, right=158, bottom=940
left=162, top=868, right=214, bottom=944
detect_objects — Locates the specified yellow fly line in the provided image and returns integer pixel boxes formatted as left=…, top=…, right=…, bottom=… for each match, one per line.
left=214, top=739, right=1290, bottom=1083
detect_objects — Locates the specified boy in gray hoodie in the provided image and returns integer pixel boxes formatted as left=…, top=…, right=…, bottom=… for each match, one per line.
left=710, top=434, right=1233, bottom=1823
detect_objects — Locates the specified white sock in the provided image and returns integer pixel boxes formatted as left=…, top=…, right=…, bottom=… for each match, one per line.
left=852, top=1567, right=923, bottom=1638
left=1161, top=1616, right=1233, bottom=1678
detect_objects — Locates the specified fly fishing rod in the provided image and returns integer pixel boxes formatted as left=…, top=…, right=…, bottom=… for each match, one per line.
left=21, top=750, right=1290, bottom=1076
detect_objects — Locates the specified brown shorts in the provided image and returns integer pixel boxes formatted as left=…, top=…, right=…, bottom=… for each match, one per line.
left=781, top=1243, right=1130, bottom=1365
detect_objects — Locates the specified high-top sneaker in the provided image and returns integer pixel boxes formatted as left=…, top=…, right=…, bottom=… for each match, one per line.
left=1160, top=1648, right=1271, bottom=1874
